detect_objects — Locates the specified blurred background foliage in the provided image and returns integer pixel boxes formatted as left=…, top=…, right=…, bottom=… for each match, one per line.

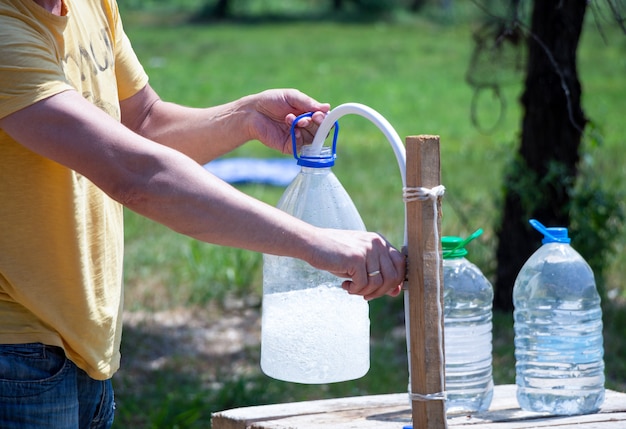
left=114, top=1, right=626, bottom=427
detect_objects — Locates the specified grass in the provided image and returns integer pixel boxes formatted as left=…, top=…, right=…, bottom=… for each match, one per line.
left=114, top=2, right=626, bottom=428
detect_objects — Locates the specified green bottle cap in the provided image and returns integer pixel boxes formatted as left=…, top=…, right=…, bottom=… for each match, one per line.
left=441, top=228, right=483, bottom=259
left=442, top=236, right=468, bottom=259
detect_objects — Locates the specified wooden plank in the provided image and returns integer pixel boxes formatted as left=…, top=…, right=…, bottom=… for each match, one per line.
left=212, top=386, right=626, bottom=429
left=446, top=385, right=626, bottom=427
left=211, top=393, right=409, bottom=429
left=405, top=135, right=447, bottom=428
left=447, top=413, right=626, bottom=429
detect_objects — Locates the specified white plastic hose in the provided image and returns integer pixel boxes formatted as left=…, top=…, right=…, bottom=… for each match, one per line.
left=311, top=102, right=407, bottom=244
left=311, top=103, right=407, bottom=192
left=311, top=103, right=412, bottom=395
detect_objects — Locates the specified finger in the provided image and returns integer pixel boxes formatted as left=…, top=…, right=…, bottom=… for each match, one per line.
left=364, top=248, right=405, bottom=300
left=366, top=267, right=383, bottom=289
left=344, top=266, right=403, bottom=300
left=362, top=284, right=388, bottom=301
left=289, top=94, right=330, bottom=115
left=341, top=263, right=369, bottom=296
left=367, top=269, right=381, bottom=279
left=284, top=90, right=330, bottom=115
left=298, top=123, right=319, bottom=141
left=285, top=110, right=325, bottom=128
left=286, top=116, right=317, bottom=151
left=341, top=280, right=363, bottom=296
left=345, top=264, right=386, bottom=299
left=311, top=110, right=327, bottom=125
left=386, top=284, right=403, bottom=297
left=285, top=113, right=297, bottom=126
left=293, top=116, right=313, bottom=128
left=364, top=283, right=403, bottom=300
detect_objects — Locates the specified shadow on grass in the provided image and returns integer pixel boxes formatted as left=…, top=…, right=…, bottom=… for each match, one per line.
left=113, top=307, right=264, bottom=428
left=112, top=302, right=626, bottom=428
left=112, top=300, right=408, bottom=428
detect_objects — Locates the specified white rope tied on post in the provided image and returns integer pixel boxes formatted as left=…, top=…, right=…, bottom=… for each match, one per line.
left=402, top=185, right=447, bottom=403
left=409, top=391, right=447, bottom=402
left=402, top=184, right=446, bottom=203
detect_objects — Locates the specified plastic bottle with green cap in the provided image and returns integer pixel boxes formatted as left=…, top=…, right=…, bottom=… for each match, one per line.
left=513, top=219, right=605, bottom=415
left=442, top=229, right=494, bottom=414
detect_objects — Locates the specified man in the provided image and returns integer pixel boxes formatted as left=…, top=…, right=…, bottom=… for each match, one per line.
left=0, top=0, right=406, bottom=427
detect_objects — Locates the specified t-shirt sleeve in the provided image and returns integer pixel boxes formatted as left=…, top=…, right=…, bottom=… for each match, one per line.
left=0, top=10, right=74, bottom=120
left=108, top=0, right=149, bottom=101
left=0, top=0, right=149, bottom=121
left=114, top=32, right=150, bottom=101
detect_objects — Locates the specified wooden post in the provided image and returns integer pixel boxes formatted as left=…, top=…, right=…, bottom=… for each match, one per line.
left=405, top=135, right=447, bottom=429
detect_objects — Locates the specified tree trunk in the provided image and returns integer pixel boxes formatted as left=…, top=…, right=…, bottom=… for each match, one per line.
left=494, top=0, right=588, bottom=311
left=212, top=0, right=231, bottom=19
left=410, top=0, right=427, bottom=12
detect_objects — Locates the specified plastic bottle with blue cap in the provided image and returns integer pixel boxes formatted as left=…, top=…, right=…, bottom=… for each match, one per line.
left=260, top=113, right=370, bottom=384
left=513, top=219, right=605, bottom=415
left=441, top=229, right=494, bottom=414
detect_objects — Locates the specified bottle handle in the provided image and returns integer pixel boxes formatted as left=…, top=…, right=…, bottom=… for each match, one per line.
left=290, top=112, right=339, bottom=167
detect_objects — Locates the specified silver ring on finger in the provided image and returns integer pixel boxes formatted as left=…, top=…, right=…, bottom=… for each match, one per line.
left=367, top=270, right=381, bottom=277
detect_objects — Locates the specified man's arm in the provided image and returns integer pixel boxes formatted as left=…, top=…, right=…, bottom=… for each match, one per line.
left=0, top=89, right=404, bottom=299
left=120, top=84, right=330, bottom=164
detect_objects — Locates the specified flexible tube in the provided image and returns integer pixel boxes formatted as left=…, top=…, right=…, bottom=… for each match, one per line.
left=311, top=103, right=421, bottom=402
left=311, top=102, right=407, bottom=244
left=311, top=103, right=407, bottom=191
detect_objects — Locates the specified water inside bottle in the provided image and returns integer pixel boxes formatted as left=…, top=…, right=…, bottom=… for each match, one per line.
left=260, top=283, right=369, bottom=384
left=514, top=249, right=605, bottom=415
left=443, top=255, right=494, bottom=414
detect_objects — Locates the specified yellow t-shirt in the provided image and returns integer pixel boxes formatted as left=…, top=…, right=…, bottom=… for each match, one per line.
left=0, top=0, right=149, bottom=379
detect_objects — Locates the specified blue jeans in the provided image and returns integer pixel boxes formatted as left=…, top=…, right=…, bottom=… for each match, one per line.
left=0, top=343, right=115, bottom=429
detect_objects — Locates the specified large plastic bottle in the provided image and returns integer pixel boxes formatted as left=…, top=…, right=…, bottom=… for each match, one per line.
left=513, top=219, right=605, bottom=415
left=260, top=137, right=370, bottom=384
left=442, top=233, right=494, bottom=414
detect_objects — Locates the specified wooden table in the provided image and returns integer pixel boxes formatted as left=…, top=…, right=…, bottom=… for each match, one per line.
left=212, top=384, right=626, bottom=428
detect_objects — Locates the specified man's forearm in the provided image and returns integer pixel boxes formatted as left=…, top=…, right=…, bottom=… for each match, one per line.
left=122, top=85, right=253, bottom=164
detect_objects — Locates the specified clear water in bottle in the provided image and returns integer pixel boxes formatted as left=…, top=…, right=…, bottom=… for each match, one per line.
left=442, top=235, right=494, bottom=414
left=513, top=220, right=605, bottom=415
left=260, top=280, right=369, bottom=384
left=261, top=144, right=370, bottom=384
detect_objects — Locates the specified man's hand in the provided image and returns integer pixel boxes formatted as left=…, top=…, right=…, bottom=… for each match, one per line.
left=307, top=228, right=405, bottom=301
left=247, top=89, right=330, bottom=154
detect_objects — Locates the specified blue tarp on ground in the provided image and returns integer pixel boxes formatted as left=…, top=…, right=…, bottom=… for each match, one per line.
left=204, top=158, right=299, bottom=187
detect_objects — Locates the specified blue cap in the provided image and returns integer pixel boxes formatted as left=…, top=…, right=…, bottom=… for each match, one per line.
left=529, top=219, right=571, bottom=244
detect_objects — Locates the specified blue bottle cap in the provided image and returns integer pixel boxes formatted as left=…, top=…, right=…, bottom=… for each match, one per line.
left=529, top=219, right=571, bottom=244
